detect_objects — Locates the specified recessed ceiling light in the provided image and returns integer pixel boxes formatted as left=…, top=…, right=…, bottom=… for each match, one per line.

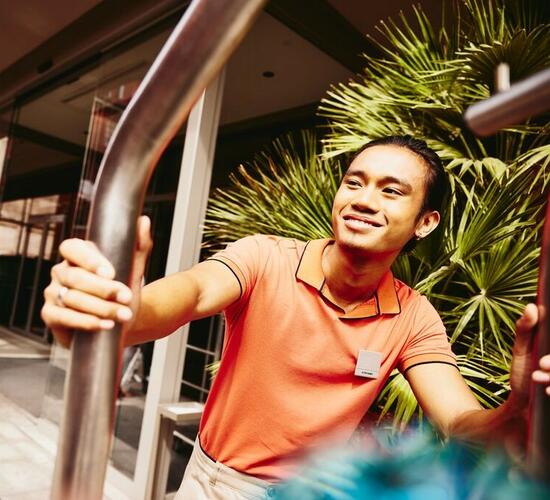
left=262, top=71, right=275, bottom=78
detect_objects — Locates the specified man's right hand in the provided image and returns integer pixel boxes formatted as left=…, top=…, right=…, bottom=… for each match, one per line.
left=41, top=216, right=153, bottom=348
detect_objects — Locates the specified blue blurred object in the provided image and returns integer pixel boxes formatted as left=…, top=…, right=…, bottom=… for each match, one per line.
left=273, top=430, right=550, bottom=500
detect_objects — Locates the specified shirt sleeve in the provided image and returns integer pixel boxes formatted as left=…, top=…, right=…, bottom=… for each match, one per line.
left=397, top=295, right=457, bottom=375
left=206, top=235, right=269, bottom=302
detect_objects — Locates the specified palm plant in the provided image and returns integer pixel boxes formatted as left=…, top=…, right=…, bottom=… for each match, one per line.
left=205, top=0, right=550, bottom=427
left=204, top=132, right=340, bottom=247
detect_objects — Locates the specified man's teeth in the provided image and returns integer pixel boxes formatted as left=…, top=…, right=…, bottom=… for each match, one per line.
left=347, top=218, right=376, bottom=227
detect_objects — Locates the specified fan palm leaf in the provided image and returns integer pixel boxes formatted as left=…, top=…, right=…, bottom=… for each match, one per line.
left=204, top=131, right=339, bottom=248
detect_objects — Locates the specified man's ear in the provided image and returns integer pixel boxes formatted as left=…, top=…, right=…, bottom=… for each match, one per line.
left=414, top=210, right=440, bottom=240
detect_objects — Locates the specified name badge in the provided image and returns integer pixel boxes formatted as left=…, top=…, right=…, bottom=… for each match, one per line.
left=355, top=350, right=381, bottom=378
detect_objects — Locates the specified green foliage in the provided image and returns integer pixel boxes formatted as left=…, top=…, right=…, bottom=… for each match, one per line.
left=205, top=0, right=550, bottom=427
left=204, top=131, right=340, bottom=248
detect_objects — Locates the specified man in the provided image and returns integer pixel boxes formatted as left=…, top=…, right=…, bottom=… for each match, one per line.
left=42, top=136, right=550, bottom=499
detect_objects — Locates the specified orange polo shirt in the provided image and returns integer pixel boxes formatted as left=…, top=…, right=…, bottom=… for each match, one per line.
left=199, top=235, right=456, bottom=480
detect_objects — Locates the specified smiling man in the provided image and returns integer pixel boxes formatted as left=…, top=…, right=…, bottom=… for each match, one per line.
left=42, top=135, right=550, bottom=499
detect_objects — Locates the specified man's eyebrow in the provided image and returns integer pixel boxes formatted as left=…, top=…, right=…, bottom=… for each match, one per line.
left=343, top=168, right=366, bottom=179
left=381, top=175, right=413, bottom=192
left=344, top=170, right=413, bottom=192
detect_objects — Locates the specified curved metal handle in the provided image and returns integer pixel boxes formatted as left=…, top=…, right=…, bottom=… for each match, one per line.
left=528, top=208, right=550, bottom=480
left=464, top=67, right=550, bottom=136
left=51, top=1, right=266, bottom=498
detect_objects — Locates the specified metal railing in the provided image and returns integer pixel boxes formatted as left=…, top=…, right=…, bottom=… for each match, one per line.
left=465, top=65, right=550, bottom=480
left=50, top=1, right=266, bottom=498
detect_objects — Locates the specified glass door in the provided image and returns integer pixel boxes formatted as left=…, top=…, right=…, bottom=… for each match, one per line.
left=9, top=213, right=65, bottom=342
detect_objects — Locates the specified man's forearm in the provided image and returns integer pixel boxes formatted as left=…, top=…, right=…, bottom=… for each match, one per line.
left=448, top=394, right=526, bottom=449
left=122, top=259, right=241, bottom=347
left=124, top=272, right=200, bottom=346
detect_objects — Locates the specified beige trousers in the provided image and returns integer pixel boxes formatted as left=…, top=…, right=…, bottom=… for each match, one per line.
left=175, top=439, right=275, bottom=500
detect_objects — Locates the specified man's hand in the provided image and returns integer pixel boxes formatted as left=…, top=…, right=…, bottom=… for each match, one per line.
left=409, top=303, right=550, bottom=455
left=41, top=216, right=153, bottom=348
left=509, top=303, right=550, bottom=406
left=526, top=303, right=550, bottom=396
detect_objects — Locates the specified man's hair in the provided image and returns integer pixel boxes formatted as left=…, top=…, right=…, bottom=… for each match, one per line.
left=353, top=135, right=448, bottom=253
left=357, top=135, right=448, bottom=214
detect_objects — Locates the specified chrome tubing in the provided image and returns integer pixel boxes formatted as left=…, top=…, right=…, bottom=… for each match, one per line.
left=464, top=66, right=550, bottom=136
left=465, top=66, right=550, bottom=479
left=529, top=204, right=550, bottom=480
left=50, top=0, right=266, bottom=498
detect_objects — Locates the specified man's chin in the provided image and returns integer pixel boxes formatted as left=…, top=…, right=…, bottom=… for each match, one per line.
left=337, top=235, right=379, bottom=254
left=335, top=234, right=398, bottom=259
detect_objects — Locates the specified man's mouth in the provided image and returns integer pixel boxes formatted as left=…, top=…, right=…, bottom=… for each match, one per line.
left=342, top=214, right=383, bottom=229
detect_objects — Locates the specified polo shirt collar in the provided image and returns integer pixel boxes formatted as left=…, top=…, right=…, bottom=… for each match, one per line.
left=295, top=239, right=401, bottom=319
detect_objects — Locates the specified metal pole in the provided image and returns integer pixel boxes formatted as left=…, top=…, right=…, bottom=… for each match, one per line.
left=24, top=222, right=49, bottom=335
left=464, top=66, right=550, bottom=136
left=529, top=204, right=550, bottom=480
left=9, top=221, right=31, bottom=329
left=50, top=1, right=266, bottom=498
left=494, top=63, right=510, bottom=93
left=464, top=66, right=550, bottom=479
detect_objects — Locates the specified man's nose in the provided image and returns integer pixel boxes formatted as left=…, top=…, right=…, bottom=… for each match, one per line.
left=351, top=186, right=380, bottom=212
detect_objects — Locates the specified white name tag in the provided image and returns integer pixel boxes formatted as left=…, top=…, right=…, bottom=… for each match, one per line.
left=355, top=350, right=381, bottom=378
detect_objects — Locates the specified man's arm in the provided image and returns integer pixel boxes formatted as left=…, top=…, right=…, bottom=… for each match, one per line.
left=406, top=363, right=524, bottom=446
left=407, top=303, right=544, bottom=451
left=126, top=260, right=240, bottom=345
left=41, top=216, right=241, bottom=347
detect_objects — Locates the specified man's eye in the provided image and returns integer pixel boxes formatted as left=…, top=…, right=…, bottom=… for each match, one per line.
left=384, top=187, right=402, bottom=195
left=345, top=179, right=361, bottom=187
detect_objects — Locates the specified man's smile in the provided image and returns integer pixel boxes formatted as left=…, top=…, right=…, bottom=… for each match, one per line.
left=342, top=213, right=383, bottom=231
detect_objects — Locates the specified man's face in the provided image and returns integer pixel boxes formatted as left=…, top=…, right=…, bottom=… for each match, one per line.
left=331, top=145, right=435, bottom=256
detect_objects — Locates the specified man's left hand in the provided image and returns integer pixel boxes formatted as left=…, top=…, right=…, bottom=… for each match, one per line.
left=510, top=303, right=550, bottom=406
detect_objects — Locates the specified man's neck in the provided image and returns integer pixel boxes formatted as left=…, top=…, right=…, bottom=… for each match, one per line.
left=321, top=241, right=397, bottom=309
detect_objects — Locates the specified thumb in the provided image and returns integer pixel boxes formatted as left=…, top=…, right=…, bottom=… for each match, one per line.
left=132, top=215, right=153, bottom=286
left=137, top=215, right=153, bottom=255
left=514, top=303, right=538, bottom=355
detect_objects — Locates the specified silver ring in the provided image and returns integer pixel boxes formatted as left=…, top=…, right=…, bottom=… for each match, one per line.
left=57, top=285, right=69, bottom=307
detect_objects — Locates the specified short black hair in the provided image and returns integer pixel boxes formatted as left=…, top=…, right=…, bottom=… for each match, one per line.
left=356, top=135, right=448, bottom=214
left=354, top=135, right=448, bottom=253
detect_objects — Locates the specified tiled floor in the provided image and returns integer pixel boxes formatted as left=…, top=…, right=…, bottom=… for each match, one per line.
left=0, top=328, right=129, bottom=499
left=0, top=328, right=51, bottom=360
left=0, top=393, right=56, bottom=499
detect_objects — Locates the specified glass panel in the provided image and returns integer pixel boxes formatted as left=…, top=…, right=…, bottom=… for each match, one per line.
left=164, top=315, right=224, bottom=492
left=0, top=199, right=26, bottom=222
left=0, top=220, right=21, bottom=255
left=111, top=194, right=178, bottom=477
left=0, top=13, right=189, bottom=486
left=0, top=136, right=7, bottom=182
left=0, top=220, right=20, bottom=323
left=29, top=195, right=60, bottom=216
left=167, top=437, right=194, bottom=492
left=0, top=194, right=68, bottom=333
